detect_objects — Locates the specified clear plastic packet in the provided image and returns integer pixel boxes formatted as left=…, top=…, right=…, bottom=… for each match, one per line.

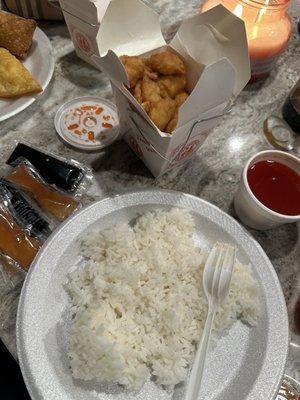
left=0, top=177, right=52, bottom=241
left=6, top=160, right=80, bottom=222
left=0, top=252, right=26, bottom=288
left=6, top=141, right=93, bottom=195
left=0, top=202, right=41, bottom=271
left=0, top=178, right=51, bottom=288
left=0, top=143, right=94, bottom=290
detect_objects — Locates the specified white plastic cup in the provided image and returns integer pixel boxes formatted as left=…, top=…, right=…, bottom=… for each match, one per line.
left=234, top=150, right=300, bottom=230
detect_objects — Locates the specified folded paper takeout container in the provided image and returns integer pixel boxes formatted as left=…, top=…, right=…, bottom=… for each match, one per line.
left=63, top=0, right=250, bottom=176
left=58, top=0, right=111, bottom=67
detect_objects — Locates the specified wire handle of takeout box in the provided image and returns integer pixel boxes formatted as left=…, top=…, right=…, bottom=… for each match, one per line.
left=128, top=101, right=233, bottom=165
left=47, top=0, right=98, bottom=26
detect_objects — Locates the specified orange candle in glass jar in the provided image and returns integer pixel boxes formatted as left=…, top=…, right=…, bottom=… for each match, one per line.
left=201, top=0, right=292, bottom=82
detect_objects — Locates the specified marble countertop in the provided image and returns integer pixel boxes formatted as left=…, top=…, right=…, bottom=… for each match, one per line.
left=0, top=0, right=300, bottom=388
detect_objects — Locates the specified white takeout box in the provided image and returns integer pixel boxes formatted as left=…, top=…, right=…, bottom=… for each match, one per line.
left=59, top=0, right=111, bottom=67
left=65, top=0, right=250, bottom=176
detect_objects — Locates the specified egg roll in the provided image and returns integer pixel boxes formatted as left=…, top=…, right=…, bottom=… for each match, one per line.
left=0, top=11, right=36, bottom=59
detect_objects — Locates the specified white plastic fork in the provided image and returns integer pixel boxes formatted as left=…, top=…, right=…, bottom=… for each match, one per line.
left=185, top=242, right=236, bottom=400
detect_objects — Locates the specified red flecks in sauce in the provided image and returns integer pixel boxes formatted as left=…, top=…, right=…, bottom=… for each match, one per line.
left=64, top=102, right=115, bottom=145
left=247, top=160, right=300, bottom=216
left=95, top=107, right=103, bottom=115
left=81, top=105, right=97, bottom=111
left=87, top=131, right=95, bottom=141
left=68, top=124, right=79, bottom=130
left=102, top=122, right=113, bottom=129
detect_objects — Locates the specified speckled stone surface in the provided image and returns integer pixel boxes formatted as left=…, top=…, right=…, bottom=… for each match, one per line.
left=0, top=0, right=299, bottom=386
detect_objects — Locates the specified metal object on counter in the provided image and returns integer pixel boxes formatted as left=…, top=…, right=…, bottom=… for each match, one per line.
left=263, top=116, right=296, bottom=151
left=277, top=376, right=300, bottom=400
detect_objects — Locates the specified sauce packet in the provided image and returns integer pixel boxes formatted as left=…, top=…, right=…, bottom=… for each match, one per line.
left=7, top=142, right=92, bottom=194
left=0, top=178, right=51, bottom=241
left=0, top=178, right=52, bottom=280
left=0, top=203, right=41, bottom=271
left=6, top=161, right=80, bottom=222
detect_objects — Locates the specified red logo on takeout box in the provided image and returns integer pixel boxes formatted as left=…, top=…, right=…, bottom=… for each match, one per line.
left=172, top=139, right=201, bottom=164
left=71, top=27, right=93, bottom=55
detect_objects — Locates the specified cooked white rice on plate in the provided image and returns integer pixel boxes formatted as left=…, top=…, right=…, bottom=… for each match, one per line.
left=65, top=208, right=260, bottom=390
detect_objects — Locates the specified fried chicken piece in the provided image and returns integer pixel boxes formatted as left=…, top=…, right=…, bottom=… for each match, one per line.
left=0, top=11, right=36, bottom=59
left=144, top=66, right=158, bottom=80
left=159, top=85, right=169, bottom=99
left=147, top=50, right=186, bottom=76
left=142, top=101, right=151, bottom=113
left=165, top=114, right=178, bottom=134
left=132, top=82, right=151, bottom=113
left=165, top=92, right=189, bottom=134
left=141, top=75, right=161, bottom=103
left=120, top=55, right=145, bottom=88
left=123, top=51, right=188, bottom=133
left=158, top=75, right=187, bottom=99
left=133, top=80, right=142, bottom=103
left=148, top=98, right=176, bottom=131
left=175, top=91, right=189, bottom=106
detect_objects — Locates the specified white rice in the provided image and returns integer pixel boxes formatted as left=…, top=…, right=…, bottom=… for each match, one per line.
left=65, top=208, right=260, bottom=390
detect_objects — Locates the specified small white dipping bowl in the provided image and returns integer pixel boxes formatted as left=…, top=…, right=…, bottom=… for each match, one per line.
left=234, top=150, right=300, bottom=230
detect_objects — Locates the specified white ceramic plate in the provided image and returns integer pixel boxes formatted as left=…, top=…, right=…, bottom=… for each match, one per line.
left=0, top=27, right=54, bottom=122
left=17, top=190, right=289, bottom=400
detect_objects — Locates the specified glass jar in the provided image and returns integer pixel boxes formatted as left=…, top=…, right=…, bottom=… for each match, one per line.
left=201, top=0, right=292, bottom=82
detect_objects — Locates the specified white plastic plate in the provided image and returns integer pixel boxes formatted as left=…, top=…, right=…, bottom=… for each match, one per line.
left=17, top=190, right=289, bottom=400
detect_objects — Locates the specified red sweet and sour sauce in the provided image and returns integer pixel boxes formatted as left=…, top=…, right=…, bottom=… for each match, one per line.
left=247, top=160, right=300, bottom=216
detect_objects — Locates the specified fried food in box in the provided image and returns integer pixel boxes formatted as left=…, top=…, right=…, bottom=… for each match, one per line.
left=175, top=92, right=189, bottom=107
left=141, top=75, right=161, bottom=103
left=119, top=55, right=145, bottom=88
left=0, top=48, right=42, bottom=98
left=120, top=50, right=189, bottom=133
left=148, top=98, right=177, bottom=132
left=158, top=75, right=187, bottom=99
left=165, top=92, right=189, bottom=133
left=146, top=51, right=186, bottom=75
left=133, top=80, right=143, bottom=103
left=0, top=11, right=37, bottom=59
